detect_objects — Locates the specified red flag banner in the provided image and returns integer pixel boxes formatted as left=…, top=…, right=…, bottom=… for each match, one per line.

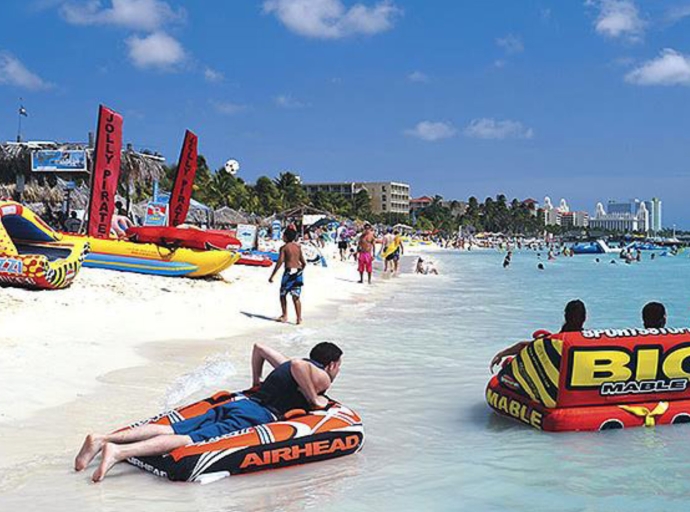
left=168, top=130, right=198, bottom=226
left=87, top=105, right=123, bottom=238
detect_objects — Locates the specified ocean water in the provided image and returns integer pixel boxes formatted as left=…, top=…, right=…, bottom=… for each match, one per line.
left=4, top=249, right=690, bottom=511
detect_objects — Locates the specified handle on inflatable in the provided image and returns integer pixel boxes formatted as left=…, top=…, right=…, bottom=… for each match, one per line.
left=532, top=329, right=552, bottom=339
left=283, top=409, right=308, bottom=419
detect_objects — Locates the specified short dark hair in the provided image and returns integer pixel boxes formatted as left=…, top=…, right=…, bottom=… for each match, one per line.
left=642, top=302, right=666, bottom=328
left=284, top=228, right=298, bottom=242
left=310, top=342, right=342, bottom=367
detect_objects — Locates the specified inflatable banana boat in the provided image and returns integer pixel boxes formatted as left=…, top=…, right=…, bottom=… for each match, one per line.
left=0, top=202, right=89, bottom=290
left=487, top=328, right=690, bottom=432
left=126, top=226, right=242, bottom=251
left=62, top=234, right=240, bottom=277
left=121, top=390, right=364, bottom=483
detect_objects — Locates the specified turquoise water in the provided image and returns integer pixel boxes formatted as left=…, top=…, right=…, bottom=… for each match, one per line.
left=308, top=250, right=690, bottom=512
left=5, top=249, right=690, bottom=512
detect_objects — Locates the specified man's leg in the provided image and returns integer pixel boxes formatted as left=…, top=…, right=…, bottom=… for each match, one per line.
left=92, top=433, right=191, bottom=483
left=75, top=424, right=173, bottom=471
left=293, top=295, right=302, bottom=325
left=278, top=295, right=288, bottom=322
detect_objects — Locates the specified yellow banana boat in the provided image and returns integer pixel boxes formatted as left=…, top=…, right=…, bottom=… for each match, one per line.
left=62, top=234, right=240, bottom=278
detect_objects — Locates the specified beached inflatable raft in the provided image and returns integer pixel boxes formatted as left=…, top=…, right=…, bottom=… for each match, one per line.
left=62, top=234, right=240, bottom=277
left=121, top=390, right=364, bottom=483
left=0, top=202, right=89, bottom=289
left=487, top=328, right=690, bottom=431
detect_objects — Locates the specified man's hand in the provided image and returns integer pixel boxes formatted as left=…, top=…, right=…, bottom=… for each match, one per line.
left=268, top=277, right=274, bottom=283
left=313, top=395, right=329, bottom=409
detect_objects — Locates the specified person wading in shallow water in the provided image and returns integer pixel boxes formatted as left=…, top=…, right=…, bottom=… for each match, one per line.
left=489, top=299, right=587, bottom=370
left=269, top=228, right=306, bottom=324
left=74, top=342, right=343, bottom=483
left=357, top=224, right=375, bottom=284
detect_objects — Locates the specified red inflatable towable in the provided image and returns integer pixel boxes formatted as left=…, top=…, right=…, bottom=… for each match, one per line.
left=487, top=328, right=690, bottom=431
left=127, top=226, right=241, bottom=251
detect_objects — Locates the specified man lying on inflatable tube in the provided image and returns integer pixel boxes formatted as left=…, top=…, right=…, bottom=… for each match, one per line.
left=75, top=342, right=343, bottom=482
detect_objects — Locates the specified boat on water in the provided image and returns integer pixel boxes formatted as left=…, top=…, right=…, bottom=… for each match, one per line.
left=0, top=201, right=89, bottom=290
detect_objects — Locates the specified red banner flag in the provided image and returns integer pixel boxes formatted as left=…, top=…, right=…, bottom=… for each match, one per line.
left=87, top=105, right=123, bottom=238
left=168, top=130, right=198, bottom=226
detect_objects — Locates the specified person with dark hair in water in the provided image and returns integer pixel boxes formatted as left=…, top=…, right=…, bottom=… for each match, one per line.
left=490, top=300, right=587, bottom=370
left=642, top=302, right=666, bottom=328
left=560, top=299, right=586, bottom=332
left=75, top=342, right=343, bottom=482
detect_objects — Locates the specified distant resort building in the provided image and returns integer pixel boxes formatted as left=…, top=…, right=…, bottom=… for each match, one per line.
left=589, top=201, right=649, bottom=232
left=409, top=196, right=433, bottom=213
left=540, top=197, right=588, bottom=227
left=303, top=181, right=410, bottom=215
left=590, top=198, right=662, bottom=233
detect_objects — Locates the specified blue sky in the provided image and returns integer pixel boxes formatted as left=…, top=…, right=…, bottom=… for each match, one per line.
left=1, top=0, right=689, bottom=226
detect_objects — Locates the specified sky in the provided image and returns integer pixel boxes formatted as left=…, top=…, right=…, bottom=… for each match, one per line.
left=0, top=0, right=689, bottom=226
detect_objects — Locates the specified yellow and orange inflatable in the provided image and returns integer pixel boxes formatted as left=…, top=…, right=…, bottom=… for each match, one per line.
left=487, top=328, right=690, bottom=431
left=0, top=201, right=89, bottom=290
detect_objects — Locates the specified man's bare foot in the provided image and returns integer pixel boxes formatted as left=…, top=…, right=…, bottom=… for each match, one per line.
left=296, top=318, right=303, bottom=325
left=92, top=443, right=121, bottom=483
left=276, top=315, right=287, bottom=323
left=75, top=434, right=104, bottom=471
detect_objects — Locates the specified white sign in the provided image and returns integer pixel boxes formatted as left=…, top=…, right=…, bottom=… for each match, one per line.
left=236, top=223, right=257, bottom=250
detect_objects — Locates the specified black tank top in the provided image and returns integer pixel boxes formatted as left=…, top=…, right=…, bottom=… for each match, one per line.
left=251, top=359, right=324, bottom=416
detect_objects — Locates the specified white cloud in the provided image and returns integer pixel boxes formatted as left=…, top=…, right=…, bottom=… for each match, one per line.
left=60, top=0, right=185, bottom=31
left=407, top=71, right=429, bottom=83
left=405, top=121, right=456, bottom=142
left=496, top=34, right=524, bottom=54
left=665, top=5, right=690, bottom=24
left=0, top=52, right=51, bottom=90
left=493, top=59, right=506, bottom=69
left=204, top=67, right=224, bottom=83
left=625, top=48, right=690, bottom=86
left=262, top=0, right=401, bottom=39
left=274, top=94, right=307, bottom=108
left=464, top=118, right=534, bottom=140
left=211, top=100, right=248, bottom=115
left=126, top=32, right=186, bottom=70
left=588, top=0, right=645, bottom=42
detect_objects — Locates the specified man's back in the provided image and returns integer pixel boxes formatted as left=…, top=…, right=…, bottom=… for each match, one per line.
left=282, top=242, right=303, bottom=269
left=251, top=360, right=313, bottom=415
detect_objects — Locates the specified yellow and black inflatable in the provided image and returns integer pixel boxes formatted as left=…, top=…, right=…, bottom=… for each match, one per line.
left=0, top=201, right=89, bottom=290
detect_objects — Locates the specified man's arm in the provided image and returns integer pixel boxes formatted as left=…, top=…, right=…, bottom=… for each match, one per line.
left=299, top=247, right=307, bottom=269
left=268, top=247, right=285, bottom=282
left=251, top=343, right=289, bottom=387
left=290, top=359, right=331, bottom=408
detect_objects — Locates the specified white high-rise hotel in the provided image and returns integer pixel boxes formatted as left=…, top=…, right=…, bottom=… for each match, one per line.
left=589, top=198, right=662, bottom=233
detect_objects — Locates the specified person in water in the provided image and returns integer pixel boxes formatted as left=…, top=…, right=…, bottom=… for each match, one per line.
left=390, top=230, right=404, bottom=274
left=357, top=224, right=375, bottom=284
left=381, top=228, right=395, bottom=273
left=503, top=250, right=512, bottom=269
left=490, top=300, right=587, bottom=370
left=75, top=342, right=343, bottom=482
left=269, top=228, right=306, bottom=324
left=642, top=302, right=666, bottom=328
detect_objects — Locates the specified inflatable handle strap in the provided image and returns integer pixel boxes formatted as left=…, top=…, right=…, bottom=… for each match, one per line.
left=283, top=409, right=307, bottom=419
left=619, top=401, right=669, bottom=427
left=532, top=330, right=552, bottom=339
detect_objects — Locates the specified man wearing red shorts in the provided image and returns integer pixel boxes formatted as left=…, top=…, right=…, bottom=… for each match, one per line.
left=357, top=224, right=375, bottom=284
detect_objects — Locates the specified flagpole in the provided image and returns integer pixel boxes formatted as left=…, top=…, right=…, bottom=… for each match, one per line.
left=16, top=98, right=23, bottom=142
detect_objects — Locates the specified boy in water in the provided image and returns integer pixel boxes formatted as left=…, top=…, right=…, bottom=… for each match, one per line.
left=269, top=228, right=306, bottom=324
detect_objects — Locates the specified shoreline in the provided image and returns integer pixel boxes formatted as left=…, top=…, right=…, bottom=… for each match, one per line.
left=0, top=248, right=424, bottom=492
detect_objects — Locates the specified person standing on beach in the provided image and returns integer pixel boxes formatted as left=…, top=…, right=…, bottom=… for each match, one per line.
left=336, top=222, right=349, bottom=261
left=357, top=224, right=375, bottom=284
left=269, top=228, right=306, bottom=324
left=75, top=342, right=344, bottom=482
left=381, top=228, right=395, bottom=273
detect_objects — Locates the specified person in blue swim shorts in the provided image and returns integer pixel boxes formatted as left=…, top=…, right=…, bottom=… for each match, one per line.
left=269, top=228, right=306, bottom=324
left=75, top=341, right=343, bottom=482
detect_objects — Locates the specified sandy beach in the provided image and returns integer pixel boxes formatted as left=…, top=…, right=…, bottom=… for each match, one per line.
left=0, top=243, right=425, bottom=509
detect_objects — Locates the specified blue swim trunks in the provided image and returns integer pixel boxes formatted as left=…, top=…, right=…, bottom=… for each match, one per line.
left=171, top=398, right=275, bottom=443
left=280, top=269, right=304, bottom=298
